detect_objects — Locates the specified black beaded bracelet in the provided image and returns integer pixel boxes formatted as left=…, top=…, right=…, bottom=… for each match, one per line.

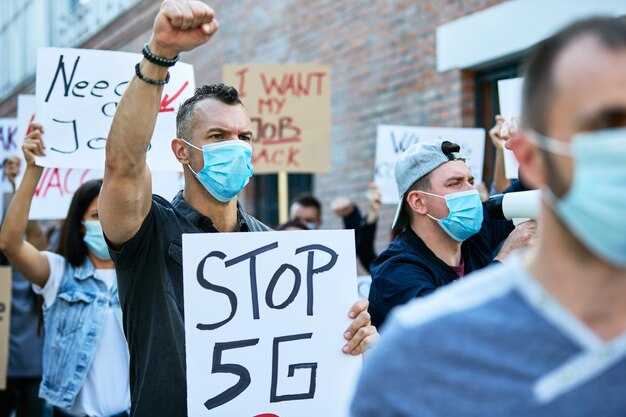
left=142, top=43, right=179, bottom=67
left=134, top=63, right=170, bottom=86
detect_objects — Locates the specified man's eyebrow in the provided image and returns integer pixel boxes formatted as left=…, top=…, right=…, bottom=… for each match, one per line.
left=445, top=176, right=469, bottom=184
left=205, top=127, right=230, bottom=134
left=205, top=127, right=254, bottom=136
left=576, top=107, right=626, bottom=129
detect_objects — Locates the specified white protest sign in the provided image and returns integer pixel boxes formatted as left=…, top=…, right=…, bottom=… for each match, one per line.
left=35, top=47, right=195, bottom=171
left=15, top=95, right=183, bottom=219
left=0, top=118, right=19, bottom=195
left=497, top=77, right=523, bottom=179
left=183, top=230, right=361, bottom=417
left=374, top=125, right=486, bottom=204
left=26, top=169, right=182, bottom=220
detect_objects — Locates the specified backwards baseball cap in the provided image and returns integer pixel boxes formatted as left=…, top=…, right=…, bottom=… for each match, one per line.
left=392, top=139, right=466, bottom=230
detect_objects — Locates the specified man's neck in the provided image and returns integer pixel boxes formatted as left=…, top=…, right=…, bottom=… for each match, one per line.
left=410, top=220, right=462, bottom=266
left=527, top=205, right=626, bottom=342
left=183, top=181, right=239, bottom=232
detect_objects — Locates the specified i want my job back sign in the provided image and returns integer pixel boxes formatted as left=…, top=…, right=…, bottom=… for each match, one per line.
left=183, top=230, right=361, bottom=417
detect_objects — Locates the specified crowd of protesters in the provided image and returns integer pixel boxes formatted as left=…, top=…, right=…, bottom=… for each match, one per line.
left=1, top=1, right=625, bottom=416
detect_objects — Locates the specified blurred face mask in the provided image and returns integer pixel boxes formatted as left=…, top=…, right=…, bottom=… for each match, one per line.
left=82, top=221, right=111, bottom=261
left=531, top=128, right=626, bottom=267
left=418, top=189, right=483, bottom=242
left=183, top=139, right=254, bottom=203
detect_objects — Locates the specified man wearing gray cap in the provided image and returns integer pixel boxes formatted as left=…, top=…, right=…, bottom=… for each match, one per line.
left=368, top=139, right=532, bottom=327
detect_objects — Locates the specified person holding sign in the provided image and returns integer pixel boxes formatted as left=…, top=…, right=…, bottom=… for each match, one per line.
left=99, top=1, right=377, bottom=416
left=0, top=124, right=131, bottom=417
left=0, top=157, right=45, bottom=417
left=368, top=139, right=537, bottom=328
left=353, top=17, right=626, bottom=416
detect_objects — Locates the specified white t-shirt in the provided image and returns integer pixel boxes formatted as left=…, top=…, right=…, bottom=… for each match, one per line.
left=33, top=252, right=131, bottom=417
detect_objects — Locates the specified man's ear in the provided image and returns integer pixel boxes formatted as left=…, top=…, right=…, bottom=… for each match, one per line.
left=509, top=131, right=546, bottom=188
left=171, top=138, right=191, bottom=165
left=406, top=190, right=428, bottom=216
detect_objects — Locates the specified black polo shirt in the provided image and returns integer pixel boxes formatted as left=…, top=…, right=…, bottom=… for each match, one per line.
left=368, top=206, right=514, bottom=329
left=108, top=191, right=270, bottom=417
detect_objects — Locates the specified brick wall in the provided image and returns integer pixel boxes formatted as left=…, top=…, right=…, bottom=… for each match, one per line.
left=179, top=0, right=502, bottom=256
left=0, top=0, right=504, bottom=259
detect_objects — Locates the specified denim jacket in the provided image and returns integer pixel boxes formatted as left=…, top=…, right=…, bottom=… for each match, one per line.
left=40, top=256, right=120, bottom=408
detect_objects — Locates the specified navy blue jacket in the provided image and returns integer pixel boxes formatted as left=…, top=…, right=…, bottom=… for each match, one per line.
left=368, top=184, right=524, bottom=328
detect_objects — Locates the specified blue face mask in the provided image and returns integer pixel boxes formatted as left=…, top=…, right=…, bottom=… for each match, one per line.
left=82, top=221, right=111, bottom=260
left=183, top=139, right=254, bottom=203
left=531, top=128, right=626, bottom=267
left=419, top=189, right=484, bottom=242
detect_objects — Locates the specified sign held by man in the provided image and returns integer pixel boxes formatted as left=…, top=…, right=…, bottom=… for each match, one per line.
left=183, top=230, right=361, bottom=417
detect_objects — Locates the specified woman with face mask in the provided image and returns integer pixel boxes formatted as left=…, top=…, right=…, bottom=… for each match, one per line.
left=0, top=122, right=130, bottom=417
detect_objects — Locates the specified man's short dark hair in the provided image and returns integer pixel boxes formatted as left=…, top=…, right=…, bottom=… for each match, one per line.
left=522, top=17, right=626, bottom=134
left=176, top=83, right=243, bottom=140
left=293, top=195, right=322, bottom=218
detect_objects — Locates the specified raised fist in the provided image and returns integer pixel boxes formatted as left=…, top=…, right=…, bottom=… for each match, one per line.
left=149, top=0, right=219, bottom=58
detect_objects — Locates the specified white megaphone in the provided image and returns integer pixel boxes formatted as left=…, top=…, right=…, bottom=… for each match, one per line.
left=485, top=190, right=541, bottom=223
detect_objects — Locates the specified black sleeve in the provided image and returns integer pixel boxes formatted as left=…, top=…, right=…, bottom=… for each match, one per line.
left=357, top=220, right=378, bottom=273
left=105, top=196, right=165, bottom=271
left=502, top=177, right=531, bottom=194
left=479, top=204, right=515, bottom=254
left=368, top=261, right=436, bottom=328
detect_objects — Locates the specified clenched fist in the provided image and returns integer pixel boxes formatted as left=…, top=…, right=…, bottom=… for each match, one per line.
left=149, top=0, right=219, bottom=59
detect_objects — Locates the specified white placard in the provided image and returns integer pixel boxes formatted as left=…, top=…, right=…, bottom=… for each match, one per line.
left=35, top=47, right=195, bottom=171
left=183, top=230, right=361, bottom=417
left=15, top=95, right=183, bottom=219
left=374, top=125, right=486, bottom=204
left=26, top=168, right=182, bottom=220
left=497, top=77, right=523, bottom=179
left=0, top=118, right=19, bottom=196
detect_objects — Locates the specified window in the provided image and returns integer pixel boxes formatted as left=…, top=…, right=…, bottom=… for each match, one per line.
left=474, top=62, right=520, bottom=190
left=251, top=174, right=313, bottom=228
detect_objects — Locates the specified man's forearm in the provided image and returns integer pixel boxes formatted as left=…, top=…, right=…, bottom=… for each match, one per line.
left=105, top=55, right=170, bottom=176
left=0, top=167, right=42, bottom=255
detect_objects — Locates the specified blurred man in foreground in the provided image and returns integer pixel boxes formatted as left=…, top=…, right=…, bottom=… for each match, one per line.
left=352, top=17, right=626, bottom=416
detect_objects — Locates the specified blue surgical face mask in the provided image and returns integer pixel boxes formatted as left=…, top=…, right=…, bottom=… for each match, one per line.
left=303, top=222, right=318, bottom=230
left=531, top=128, right=626, bottom=267
left=419, top=189, right=484, bottom=242
left=183, top=139, right=254, bottom=203
left=82, top=220, right=111, bottom=261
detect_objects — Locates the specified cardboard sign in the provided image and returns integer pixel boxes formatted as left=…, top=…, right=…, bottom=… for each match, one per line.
left=14, top=95, right=183, bottom=220
left=223, top=64, right=331, bottom=173
left=0, top=267, right=11, bottom=390
left=374, top=125, right=486, bottom=204
left=497, top=77, right=523, bottom=179
left=35, top=47, right=195, bottom=171
left=183, top=230, right=361, bottom=417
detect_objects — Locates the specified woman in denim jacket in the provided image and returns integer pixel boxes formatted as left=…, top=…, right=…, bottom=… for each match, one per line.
left=0, top=122, right=131, bottom=417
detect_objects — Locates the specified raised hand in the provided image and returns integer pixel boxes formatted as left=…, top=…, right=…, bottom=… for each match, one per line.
left=148, top=0, right=219, bottom=58
left=22, top=122, right=46, bottom=168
